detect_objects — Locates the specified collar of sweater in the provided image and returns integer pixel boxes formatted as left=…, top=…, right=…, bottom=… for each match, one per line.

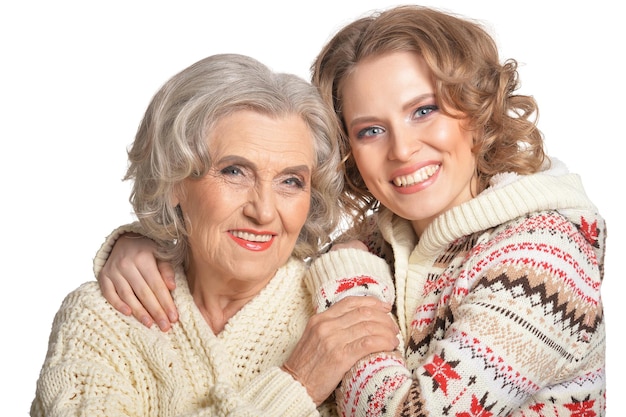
left=377, top=158, right=596, bottom=258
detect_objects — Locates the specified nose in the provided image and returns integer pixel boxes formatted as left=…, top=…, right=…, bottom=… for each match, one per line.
left=388, top=126, right=419, bottom=161
left=242, top=181, right=277, bottom=224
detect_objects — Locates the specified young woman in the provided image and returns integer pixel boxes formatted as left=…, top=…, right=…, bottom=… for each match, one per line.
left=304, top=6, right=606, bottom=415
left=96, top=6, right=606, bottom=416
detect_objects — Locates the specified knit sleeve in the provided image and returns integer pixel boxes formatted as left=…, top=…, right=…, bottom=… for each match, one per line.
left=305, top=249, right=412, bottom=415
left=30, top=282, right=160, bottom=416
left=92, top=222, right=147, bottom=278
left=206, top=367, right=323, bottom=416
left=335, top=211, right=606, bottom=416
left=305, top=248, right=395, bottom=312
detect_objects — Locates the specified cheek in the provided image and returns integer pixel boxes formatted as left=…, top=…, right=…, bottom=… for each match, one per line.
left=455, top=133, right=476, bottom=166
left=351, top=146, right=377, bottom=182
left=448, top=130, right=476, bottom=182
left=181, top=203, right=219, bottom=245
left=433, top=121, right=474, bottom=155
left=283, top=195, right=311, bottom=234
left=181, top=186, right=242, bottom=234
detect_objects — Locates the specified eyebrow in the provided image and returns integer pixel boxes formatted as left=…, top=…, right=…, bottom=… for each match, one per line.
left=347, top=93, right=436, bottom=129
left=277, top=164, right=312, bottom=178
left=402, top=93, right=436, bottom=112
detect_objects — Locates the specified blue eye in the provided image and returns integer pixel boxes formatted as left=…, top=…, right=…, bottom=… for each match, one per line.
left=284, top=177, right=305, bottom=189
left=220, top=165, right=242, bottom=176
left=356, top=126, right=385, bottom=139
left=413, top=105, right=438, bottom=119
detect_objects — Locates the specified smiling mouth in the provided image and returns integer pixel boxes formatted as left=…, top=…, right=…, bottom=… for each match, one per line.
left=392, top=164, right=440, bottom=187
left=230, top=230, right=273, bottom=242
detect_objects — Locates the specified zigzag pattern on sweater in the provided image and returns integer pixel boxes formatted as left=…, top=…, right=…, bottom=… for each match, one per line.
left=472, top=270, right=602, bottom=343
left=353, top=209, right=606, bottom=416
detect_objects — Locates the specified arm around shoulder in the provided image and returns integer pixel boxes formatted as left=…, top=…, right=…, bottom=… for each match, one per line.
left=93, top=222, right=148, bottom=278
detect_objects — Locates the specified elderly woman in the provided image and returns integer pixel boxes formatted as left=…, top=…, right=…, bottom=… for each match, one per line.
left=30, top=54, right=399, bottom=417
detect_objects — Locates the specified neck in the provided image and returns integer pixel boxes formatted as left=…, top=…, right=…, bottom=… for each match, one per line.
left=186, top=263, right=271, bottom=334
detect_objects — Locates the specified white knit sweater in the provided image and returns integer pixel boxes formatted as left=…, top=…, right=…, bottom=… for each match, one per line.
left=31, top=226, right=338, bottom=416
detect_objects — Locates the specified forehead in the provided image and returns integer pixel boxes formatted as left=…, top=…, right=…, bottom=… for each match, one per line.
left=340, top=52, right=435, bottom=119
left=346, top=52, right=432, bottom=95
left=209, top=110, right=316, bottom=166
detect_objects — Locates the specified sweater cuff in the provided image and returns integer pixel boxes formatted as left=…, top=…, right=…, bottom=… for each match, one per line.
left=92, top=222, right=146, bottom=279
left=240, top=366, right=318, bottom=416
left=306, top=248, right=395, bottom=312
left=337, top=352, right=412, bottom=417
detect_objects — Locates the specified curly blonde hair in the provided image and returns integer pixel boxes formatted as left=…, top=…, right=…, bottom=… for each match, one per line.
left=312, top=5, right=547, bottom=228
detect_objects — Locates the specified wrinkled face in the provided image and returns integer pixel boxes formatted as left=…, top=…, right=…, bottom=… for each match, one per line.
left=341, top=51, right=477, bottom=236
left=176, top=110, right=314, bottom=286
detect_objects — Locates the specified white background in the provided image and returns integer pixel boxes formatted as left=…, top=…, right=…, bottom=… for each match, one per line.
left=1, top=1, right=622, bottom=414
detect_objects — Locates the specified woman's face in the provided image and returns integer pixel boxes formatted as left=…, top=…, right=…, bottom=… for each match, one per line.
left=176, top=110, right=314, bottom=287
left=341, top=51, right=477, bottom=236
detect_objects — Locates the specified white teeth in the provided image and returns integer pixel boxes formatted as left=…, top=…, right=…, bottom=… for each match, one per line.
left=392, top=164, right=439, bottom=187
left=231, top=231, right=273, bottom=242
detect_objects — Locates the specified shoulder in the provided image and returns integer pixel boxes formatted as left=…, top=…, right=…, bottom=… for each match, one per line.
left=480, top=210, right=584, bottom=252
left=58, top=281, right=114, bottom=313
left=470, top=210, right=601, bottom=281
left=51, top=281, right=136, bottom=338
left=493, top=209, right=597, bottom=249
left=38, top=281, right=153, bottom=371
left=501, top=209, right=576, bottom=235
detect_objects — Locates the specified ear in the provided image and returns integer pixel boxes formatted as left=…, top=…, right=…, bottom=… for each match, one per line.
left=171, top=183, right=183, bottom=207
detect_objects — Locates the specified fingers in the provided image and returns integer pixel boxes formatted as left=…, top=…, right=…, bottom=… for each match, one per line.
left=97, top=234, right=177, bottom=331
left=119, top=253, right=174, bottom=331
left=315, top=297, right=399, bottom=353
left=319, top=295, right=393, bottom=319
left=98, top=275, right=131, bottom=316
left=283, top=296, right=399, bottom=405
left=155, top=260, right=178, bottom=322
left=99, top=260, right=161, bottom=329
left=157, top=260, right=177, bottom=291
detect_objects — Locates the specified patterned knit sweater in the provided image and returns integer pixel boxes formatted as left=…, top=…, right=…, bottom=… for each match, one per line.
left=31, top=226, right=339, bottom=417
left=307, top=161, right=606, bottom=416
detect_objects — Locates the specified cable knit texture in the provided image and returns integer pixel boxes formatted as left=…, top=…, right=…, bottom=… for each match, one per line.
left=31, top=230, right=338, bottom=417
left=307, top=161, right=606, bottom=416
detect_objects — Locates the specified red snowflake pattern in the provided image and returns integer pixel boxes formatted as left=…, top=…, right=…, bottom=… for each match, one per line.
left=455, top=394, right=493, bottom=417
left=579, top=217, right=599, bottom=246
left=564, top=398, right=596, bottom=417
left=423, top=354, right=461, bottom=395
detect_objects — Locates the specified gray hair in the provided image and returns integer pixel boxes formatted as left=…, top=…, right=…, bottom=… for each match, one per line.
left=126, top=54, right=343, bottom=267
